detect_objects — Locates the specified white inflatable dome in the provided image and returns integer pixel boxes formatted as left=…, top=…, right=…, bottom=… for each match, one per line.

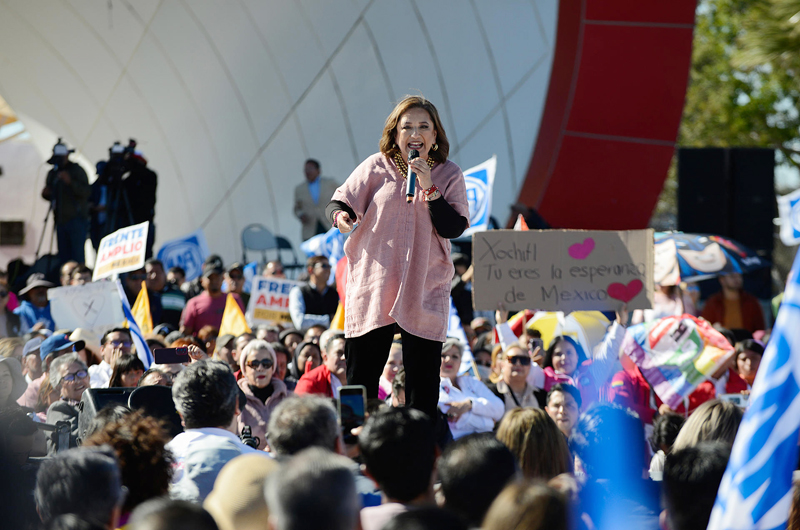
left=0, top=0, right=557, bottom=265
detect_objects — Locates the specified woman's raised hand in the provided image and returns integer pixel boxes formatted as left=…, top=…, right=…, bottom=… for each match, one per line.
left=187, top=344, right=208, bottom=363
left=336, top=211, right=354, bottom=234
left=495, top=302, right=508, bottom=325
left=616, top=303, right=629, bottom=327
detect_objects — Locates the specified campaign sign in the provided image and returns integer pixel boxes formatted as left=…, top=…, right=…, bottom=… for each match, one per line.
left=472, top=229, right=654, bottom=312
left=246, top=277, right=303, bottom=325
left=778, top=188, right=800, bottom=246
left=49, top=281, right=126, bottom=337
left=156, top=228, right=210, bottom=282
left=460, top=156, right=496, bottom=239
left=93, top=222, right=149, bottom=281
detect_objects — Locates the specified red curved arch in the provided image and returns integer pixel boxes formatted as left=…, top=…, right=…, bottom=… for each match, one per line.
left=516, top=0, right=697, bottom=229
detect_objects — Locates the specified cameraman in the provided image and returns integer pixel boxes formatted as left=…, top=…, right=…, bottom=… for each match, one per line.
left=90, top=141, right=157, bottom=258
left=123, top=148, right=157, bottom=258
left=41, top=141, right=90, bottom=265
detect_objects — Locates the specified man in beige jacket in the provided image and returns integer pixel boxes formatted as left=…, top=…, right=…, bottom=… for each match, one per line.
left=294, top=159, right=338, bottom=241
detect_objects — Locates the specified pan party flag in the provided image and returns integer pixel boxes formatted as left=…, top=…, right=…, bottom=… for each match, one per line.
left=219, top=293, right=251, bottom=338
left=130, top=281, right=153, bottom=335
left=621, top=314, right=734, bottom=410
left=707, top=249, right=800, bottom=530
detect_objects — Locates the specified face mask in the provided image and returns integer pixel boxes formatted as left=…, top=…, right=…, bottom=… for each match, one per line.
left=476, top=365, right=492, bottom=381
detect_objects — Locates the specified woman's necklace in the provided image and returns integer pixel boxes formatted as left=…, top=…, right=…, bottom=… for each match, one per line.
left=393, top=152, right=435, bottom=178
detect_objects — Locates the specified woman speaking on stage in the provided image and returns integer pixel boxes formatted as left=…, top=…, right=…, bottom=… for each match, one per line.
left=326, top=95, right=469, bottom=420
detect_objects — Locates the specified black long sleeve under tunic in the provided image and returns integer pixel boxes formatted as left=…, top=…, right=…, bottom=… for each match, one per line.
left=326, top=198, right=467, bottom=240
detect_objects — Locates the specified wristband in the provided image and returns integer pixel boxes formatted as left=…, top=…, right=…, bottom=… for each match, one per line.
left=333, top=210, right=342, bottom=227
left=423, top=185, right=439, bottom=201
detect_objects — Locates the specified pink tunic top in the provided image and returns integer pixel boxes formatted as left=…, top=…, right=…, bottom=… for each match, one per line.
left=332, top=153, right=469, bottom=342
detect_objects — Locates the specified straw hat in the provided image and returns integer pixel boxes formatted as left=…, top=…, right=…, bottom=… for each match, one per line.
left=204, top=454, right=278, bottom=530
left=70, top=328, right=101, bottom=356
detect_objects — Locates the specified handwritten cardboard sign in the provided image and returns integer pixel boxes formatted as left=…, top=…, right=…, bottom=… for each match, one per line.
left=246, top=277, right=303, bottom=325
left=93, top=221, right=149, bottom=281
left=472, top=229, right=654, bottom=312
left=49, top=281, right=126, bottom=337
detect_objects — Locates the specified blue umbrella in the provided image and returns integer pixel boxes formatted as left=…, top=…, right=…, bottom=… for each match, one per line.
left=654, top=232, right=770, bottom=284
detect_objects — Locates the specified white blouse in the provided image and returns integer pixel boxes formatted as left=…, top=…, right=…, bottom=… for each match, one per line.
left=439, top=375, right=505, bottom=439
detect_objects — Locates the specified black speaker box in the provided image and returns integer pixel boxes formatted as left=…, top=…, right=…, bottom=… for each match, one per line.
left=77, top=388, right=134, bottom=443
left=678, top=147, right=775, bottom=300
left=678, top=147, right=774, bottom=254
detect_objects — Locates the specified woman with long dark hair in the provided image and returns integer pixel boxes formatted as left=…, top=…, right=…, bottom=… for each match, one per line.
left=108, top=354, right=145, bottom=388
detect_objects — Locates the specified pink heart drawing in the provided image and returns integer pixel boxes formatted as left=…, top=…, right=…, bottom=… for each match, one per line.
left=568, top=238, right=595, bottom=260
left=607, top=280, right=644, bottom=303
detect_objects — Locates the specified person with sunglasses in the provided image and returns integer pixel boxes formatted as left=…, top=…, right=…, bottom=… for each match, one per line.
left=45, top=352, right=90, bottom=453
left=496, top=305, right=629, bottom=412
left=89, top=328, right=133, bottom=388
left=488, top=345, right=540, bottom=413
left=225, top=262, right=250, bottom=309
left=236, top=339, right=290, bottom=450
left=288, top=256, right=339, bottom=331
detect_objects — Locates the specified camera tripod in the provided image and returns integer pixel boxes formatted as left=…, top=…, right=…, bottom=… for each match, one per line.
left=34, top=165, right=60, bottom=266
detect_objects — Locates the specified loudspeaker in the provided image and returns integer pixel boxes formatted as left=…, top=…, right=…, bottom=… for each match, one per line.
left=730, top=148, right=775, bottom=254
left=77, top=388, right=134, bottom=444
left=677, top=148, right=730, bottom=236
left=128, top=385, right=183, bottom=438
left=677, top=147, right=775, bottom=300
left=677, top=147, right=775, bottom=254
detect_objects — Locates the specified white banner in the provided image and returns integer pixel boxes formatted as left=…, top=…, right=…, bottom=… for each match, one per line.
left=93, top=221, right=149, bottom=281
left=49, top=281, right=126, bottom=338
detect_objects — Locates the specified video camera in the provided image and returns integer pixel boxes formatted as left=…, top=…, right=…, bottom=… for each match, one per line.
left=47, top=138, right=75, bottom=168
left=100, top=139, right=137, bottom=185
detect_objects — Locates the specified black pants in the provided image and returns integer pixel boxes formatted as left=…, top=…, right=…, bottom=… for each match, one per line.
left=345, top=324, right=442, bottom=420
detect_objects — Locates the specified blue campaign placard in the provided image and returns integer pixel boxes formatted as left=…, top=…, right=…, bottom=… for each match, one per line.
left=156, top=229, right=211, bottom=281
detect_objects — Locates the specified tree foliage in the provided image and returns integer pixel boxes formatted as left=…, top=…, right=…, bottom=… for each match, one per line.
left=652, top=0, right=800, bottom=229
left=681, top=0, right=800, bottom=155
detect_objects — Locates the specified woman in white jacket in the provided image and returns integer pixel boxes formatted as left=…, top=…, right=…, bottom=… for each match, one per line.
left=438, top=338, right=504, bottom=439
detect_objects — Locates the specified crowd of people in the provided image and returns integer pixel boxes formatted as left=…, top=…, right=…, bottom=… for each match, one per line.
left=0, top=94, right=788, bottom=530
left=0, top=248, right=783, bottom=530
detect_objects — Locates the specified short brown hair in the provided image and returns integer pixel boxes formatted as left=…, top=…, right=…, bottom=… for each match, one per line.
left=379, top=95, right=449, bottom=163
left=496, top=408, right=571, bottom=480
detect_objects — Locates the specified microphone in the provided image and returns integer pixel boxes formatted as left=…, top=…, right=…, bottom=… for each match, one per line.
left=406, top=149, right=419, bottom=203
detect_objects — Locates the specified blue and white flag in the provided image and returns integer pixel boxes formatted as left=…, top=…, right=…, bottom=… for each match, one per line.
left=778, top=188, right=800, bottom=246
left=156, top=228, right=210, bottom=282
left=300, top=227, right=346, bottom=285
left=459, top=155, right=496, bottom=239
left=116, top=280, right=153, bottom=369
left=707, top=255, right=800, bottom=530
left=242, top=261, right=258, bottom=293
left=447, top=296, right=475, bottom=376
